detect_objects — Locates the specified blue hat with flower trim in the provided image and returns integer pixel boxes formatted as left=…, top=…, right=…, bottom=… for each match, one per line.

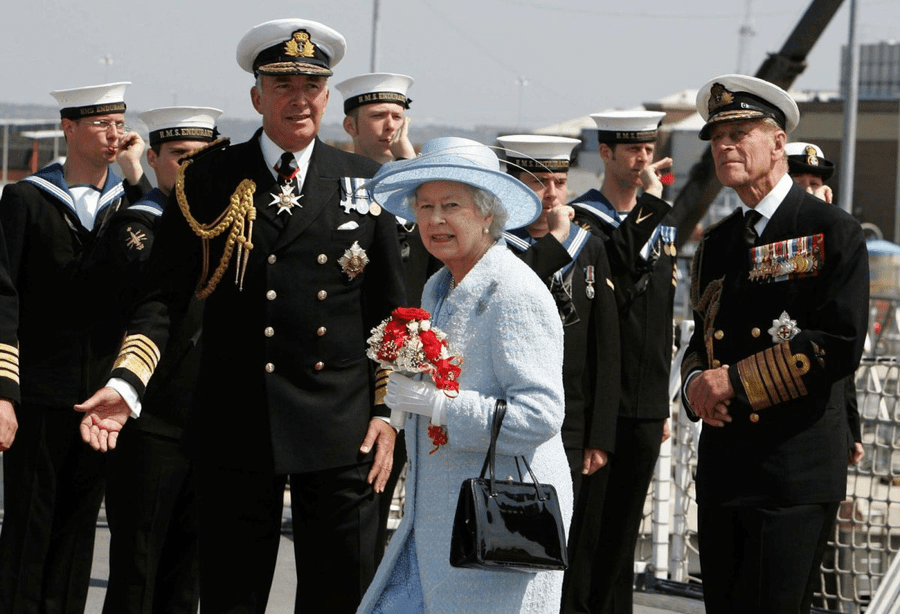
left=368, top=137, right=541, bottom=230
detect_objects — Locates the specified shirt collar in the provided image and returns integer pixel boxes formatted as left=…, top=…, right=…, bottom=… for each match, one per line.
left=740, top=172, right=792, bottom=236
left=259, top=131, right=315, bottom=187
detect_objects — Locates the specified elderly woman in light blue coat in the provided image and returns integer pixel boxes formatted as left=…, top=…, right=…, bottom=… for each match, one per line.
left=358, top=138, right=572, bottom=614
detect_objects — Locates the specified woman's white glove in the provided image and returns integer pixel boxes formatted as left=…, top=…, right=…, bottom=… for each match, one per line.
left=385, top=374, right=447, bottom=426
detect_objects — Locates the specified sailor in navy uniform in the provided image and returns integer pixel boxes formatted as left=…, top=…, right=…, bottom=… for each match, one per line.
left=100, top=106, right=222, bottom=614
left=785, top=141, right=864, bottom=469
left=76, top=20, right=405, bottom=614
left=498, top=135, right=619, bottom=497
left=682, top=75, right=869, bottom=613
left=0, top=81, right=150, bottom=613
left=558, top=111, right=676, bottom=614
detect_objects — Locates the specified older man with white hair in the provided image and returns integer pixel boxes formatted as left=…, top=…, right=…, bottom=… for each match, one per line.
left=682, top=75, right=869, bottom=613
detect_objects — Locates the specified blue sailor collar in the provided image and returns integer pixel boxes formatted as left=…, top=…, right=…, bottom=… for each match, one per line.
left=569, top=189, right=620, bottom=229
left=503, top=223, right=591, bottom=282
left=570, top=188, right=675, bottom=263
left=128, top=187, right=168, bottom=218
left=22, top=162, right=126, bottom=219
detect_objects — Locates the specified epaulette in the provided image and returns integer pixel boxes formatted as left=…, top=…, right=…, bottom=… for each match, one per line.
left=180, top=137, right=230, bottom=164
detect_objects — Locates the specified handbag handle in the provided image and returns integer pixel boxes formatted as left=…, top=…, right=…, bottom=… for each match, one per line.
left=479, top=399, right=548, bottom=501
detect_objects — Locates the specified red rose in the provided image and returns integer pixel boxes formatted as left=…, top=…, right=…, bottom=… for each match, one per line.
left=392, top=307, right=431, bottom=322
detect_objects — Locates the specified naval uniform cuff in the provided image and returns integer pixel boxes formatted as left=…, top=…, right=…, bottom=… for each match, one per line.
left=107, top=377, right=142, bottom=419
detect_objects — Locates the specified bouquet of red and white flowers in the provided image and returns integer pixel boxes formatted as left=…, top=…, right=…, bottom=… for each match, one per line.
left=367, top=307, right=462, bottom=452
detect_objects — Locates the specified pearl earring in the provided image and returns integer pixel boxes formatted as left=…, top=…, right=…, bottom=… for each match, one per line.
left=482, top=227, right=489, bottom=234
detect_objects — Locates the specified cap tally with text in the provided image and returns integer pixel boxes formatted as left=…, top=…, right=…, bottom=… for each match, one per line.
left=50, top=82, right=130, bottom=120
left=696, top=74, right=799, bottom=141
left=236, top=19, right=346, bottom=77
left=591, top=110, right=665, bottom=144
left=786, top=141, right=834, bottom=181
left=139, top=107, right=223, bottom=148
left=497, top=134, right=581, bottom=174
left=335, top=73, right=414, bottom=115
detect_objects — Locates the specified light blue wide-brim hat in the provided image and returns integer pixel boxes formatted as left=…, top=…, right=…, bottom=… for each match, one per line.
left=368, top=137, right=541, bottom=230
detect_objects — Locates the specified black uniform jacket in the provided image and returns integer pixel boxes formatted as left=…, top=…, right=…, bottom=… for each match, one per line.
left=505, top=226, right=621, bottom=454
left=682, top=183, right=869, bottom=507
left=0, top=163, right=147, bottom=407
left=111, top=132, right=406, bottom=474
left=0, top=230, right=19, bottom=405
left=570, top=190, right=677, bottom=420
left=105, top=188, right=203, bottom=440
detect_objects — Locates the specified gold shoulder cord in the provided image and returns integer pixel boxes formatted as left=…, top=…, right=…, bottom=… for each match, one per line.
left=175, top=159, right=256, bottom=299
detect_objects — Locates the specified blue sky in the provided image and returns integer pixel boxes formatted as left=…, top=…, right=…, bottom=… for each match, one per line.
left=2, top=0, right=898, bottom=129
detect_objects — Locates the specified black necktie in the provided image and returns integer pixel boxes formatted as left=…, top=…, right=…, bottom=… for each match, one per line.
left=275, top=151, right=297, bottom=184
left=743, top=209, right=762, bottom=246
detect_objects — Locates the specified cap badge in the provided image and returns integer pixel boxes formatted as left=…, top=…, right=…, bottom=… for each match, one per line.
left=768, top=311, right=800, bottom=344
left=269, top=183, right=303, bottom=215
left=339, top=241, right=369, bottom=279
left=708, top=83, right=735, bottom=114
left=805, top=145, right=819, bottom=166
left=285, top=30, right=316, bottom=59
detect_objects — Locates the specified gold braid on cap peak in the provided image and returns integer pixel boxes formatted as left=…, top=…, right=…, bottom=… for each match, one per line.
left=175, top=158, right=256, bottom=299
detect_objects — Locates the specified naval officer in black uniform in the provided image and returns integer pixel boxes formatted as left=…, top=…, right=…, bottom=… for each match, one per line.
left=0, top=81, right=149, bottom=614
left=100, top=106, right=223, bottom=614
left=76, top=19, right=405, bottom=614
left=564, top=111, right=676, bottom=614
left=682, top=75, right=869, bottom=613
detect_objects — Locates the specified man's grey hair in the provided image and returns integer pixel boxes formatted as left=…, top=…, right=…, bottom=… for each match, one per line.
left=409, top=183, right=508, bottom=240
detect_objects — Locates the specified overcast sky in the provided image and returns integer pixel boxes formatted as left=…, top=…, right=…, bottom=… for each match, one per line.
left=2, top=0, right=899, bottom=131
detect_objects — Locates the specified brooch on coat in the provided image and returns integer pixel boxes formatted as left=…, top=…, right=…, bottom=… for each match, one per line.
left=340, top=178, right=381, bottom=216
left=749, top=234, right=824, bottom=283
left=768, top=311, right=800, bottom=343
left=339, top=241, right=369, bottom=279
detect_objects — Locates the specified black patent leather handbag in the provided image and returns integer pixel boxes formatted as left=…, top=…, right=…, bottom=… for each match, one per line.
left=449, top=399, right=568, bottom=572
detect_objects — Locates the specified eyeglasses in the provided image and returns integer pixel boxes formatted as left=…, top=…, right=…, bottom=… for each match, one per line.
left=83, top=119, right=128, bottom=134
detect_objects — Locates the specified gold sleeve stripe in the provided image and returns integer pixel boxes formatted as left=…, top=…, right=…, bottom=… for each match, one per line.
left=0, top=343, right=20, bottom=383
left=762, top=348, right=789, bottom=404
left=0, top=359, right=19, bottom=375
left=780, top=343, right=809, bottom=397
left=119, top=335, right=160, bottom=368
left=113, top=334, right=162, bottom=387
left=112, top=354, right=154, bottom=388
left=753, top=351, right=783, bottom=406
left=126, top=344, right=159, bottom=372
left=738, top=344, right=812, bottom=412
left=737, top=354, right=773, bottom=411
left=771, top=345, right=800, bottom=399
left=374, top=367, right=390, bottom=405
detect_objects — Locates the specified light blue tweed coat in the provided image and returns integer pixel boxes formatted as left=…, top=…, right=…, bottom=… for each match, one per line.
left=358, top=241, right=573, bottom=614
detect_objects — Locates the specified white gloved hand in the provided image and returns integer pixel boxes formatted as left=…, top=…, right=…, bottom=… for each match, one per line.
left=385, top=374, right=448, bottom=426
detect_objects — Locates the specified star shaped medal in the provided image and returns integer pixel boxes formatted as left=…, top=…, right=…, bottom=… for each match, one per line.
left=269, top=183, right=303, bottom=216
left=768, top=311, right=800, bottom=344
